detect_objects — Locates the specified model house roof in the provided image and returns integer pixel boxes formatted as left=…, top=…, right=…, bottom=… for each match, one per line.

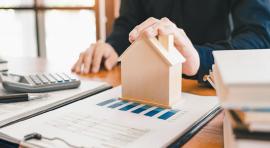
left=119, top=35, right=185, bottom=66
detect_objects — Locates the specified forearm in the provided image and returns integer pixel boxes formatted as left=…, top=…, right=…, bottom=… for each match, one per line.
left=191, top=30, right=270, bottom=83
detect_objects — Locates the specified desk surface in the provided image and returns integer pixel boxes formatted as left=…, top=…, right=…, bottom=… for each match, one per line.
left=7, top=57, right=224, bottom=148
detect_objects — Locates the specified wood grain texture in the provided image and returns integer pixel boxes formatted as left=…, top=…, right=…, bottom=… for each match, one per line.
left=8, top=57, right=223, bottom=148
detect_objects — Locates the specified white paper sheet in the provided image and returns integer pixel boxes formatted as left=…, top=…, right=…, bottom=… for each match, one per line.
left=0, top=86, right=219, bottom=148
left=0, top=80, right=108, bottom=127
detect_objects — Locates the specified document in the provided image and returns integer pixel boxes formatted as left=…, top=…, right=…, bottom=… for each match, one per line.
left=0, top=80, right=110, bottom=128
left=0, top=86, right=220, bottom=148
left=44, top=112, right=150, bottom=147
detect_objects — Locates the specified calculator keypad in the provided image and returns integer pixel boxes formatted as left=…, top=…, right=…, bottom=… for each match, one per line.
left=27, top=73, right=77, bottom=85
left=37, top=74, right=49, bottom=84
left=29, top=75, right=42, bottom=85
left=57, top=73, right=70, bottom=81
left=44, top=74, right=57, bottom=83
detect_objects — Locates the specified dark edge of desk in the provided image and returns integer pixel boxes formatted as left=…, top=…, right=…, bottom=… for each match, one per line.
left=168, top=106, right=222, bottom=148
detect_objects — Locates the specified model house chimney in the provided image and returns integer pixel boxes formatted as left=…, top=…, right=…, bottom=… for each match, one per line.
left=158, top=35, right=174, bottom=52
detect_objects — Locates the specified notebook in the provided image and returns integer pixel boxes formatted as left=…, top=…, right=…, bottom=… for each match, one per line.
left=0, top=86, right=220, bottom=148
left=0, top=80, right=111, bottom=128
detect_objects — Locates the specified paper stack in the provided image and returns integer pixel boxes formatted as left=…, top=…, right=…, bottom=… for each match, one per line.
left=212, top=49, right=270, bottom=148
left=213, top=49, right=270, bottom=108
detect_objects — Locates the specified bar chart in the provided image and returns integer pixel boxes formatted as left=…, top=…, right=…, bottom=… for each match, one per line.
left=97, top=98, right=182, bottom=120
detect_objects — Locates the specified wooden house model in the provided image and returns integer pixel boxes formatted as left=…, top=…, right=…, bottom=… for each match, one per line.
left=119, top=35, right=185, bottom=108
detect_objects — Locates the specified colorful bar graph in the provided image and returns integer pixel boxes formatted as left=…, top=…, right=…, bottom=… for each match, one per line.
left=132, top=105, right=152, bottom=114
left=158, top=110, right=179, bottom=120
left=97, top=98, right=117, bottom=106
left=97, top=99, right=179, bottom=120
left=144, top=107, right=164, bottom=117
left=119, top=103, right=139, bottom=111
left=108, top=100, right=128, bottom=109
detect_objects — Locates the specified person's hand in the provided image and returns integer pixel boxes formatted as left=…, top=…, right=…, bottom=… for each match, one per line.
left=129, top=17, right=200, bottom=76
left=72, top=42, right=119, bottom=74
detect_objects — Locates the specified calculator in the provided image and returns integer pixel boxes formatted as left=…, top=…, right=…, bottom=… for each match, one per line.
left=0, top=73, right=81, bottom=93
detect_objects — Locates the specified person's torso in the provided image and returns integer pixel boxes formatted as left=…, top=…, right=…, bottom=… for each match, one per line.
left=141, top=0, right=233, bottom=44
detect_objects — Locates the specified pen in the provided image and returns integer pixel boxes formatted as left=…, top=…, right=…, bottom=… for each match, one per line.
left=0, top=93, right=48, bottom=103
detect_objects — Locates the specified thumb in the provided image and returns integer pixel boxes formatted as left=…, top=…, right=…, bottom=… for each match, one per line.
left=105, top=54, right=118, bottom=70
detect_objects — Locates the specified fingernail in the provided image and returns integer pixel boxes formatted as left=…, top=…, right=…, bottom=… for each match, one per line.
left=129, top=36, right=133, bottom=43
left=130, top=31, right=138, bottom=40
left=129, top=35, right=135, bottom=41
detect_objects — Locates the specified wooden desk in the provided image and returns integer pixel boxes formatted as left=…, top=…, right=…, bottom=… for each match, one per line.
left=7, top=57, right=224, bottom=148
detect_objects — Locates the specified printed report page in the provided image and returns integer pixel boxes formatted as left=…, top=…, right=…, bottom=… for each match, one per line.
left=0, top=86, right=219, bottom=148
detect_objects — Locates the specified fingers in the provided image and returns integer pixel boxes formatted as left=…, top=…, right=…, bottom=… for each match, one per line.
left=158, top=26, right=185, bottom=47
left=82, top=44, right=95, bottom=74
left=129, top=17, right=159, bottom=43
left=129, top=17, right=193, bottom=54
left=105, top=52, right=118, bottom=70
left=142, top=23, right=159, bottom=37
left=160, top=17, right=177, bottom=28
left=158, top=25, right=196, bottom=59
left=128, top=17, right=200, bottom=76
left=146, top=18, right=191, bottom=51
left=71, top=44, right=95, bottom=74
left=157, top=25, right=199, bottom=76
left=72, top=43, right=118, bottom=74
left=131, top=17, right=176, bottom=40
left=91, top=46, right=104, bottom=73
left=72, top=52, right=85, bottom=73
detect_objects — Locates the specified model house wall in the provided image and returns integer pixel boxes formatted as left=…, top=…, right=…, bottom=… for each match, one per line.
left=120, top=35, right=184, bottom=108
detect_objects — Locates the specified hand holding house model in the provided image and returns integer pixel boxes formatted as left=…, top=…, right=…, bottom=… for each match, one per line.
left=119, top=35, right=185, bottom=108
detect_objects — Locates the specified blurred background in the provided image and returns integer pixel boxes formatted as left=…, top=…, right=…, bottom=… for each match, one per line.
left=0, top=0, right=120, bottom=61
